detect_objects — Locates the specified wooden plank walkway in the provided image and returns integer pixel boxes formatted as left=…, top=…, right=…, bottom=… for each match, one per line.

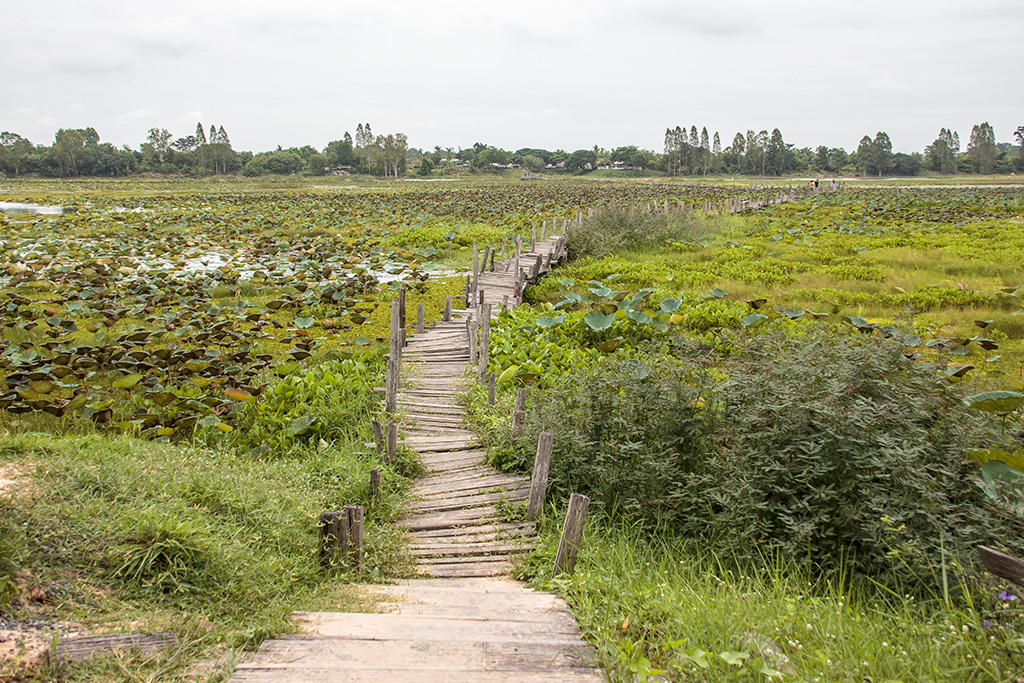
left=231, top=578, right=603, bottom=682
left=230, top=228, right=605, bottom=681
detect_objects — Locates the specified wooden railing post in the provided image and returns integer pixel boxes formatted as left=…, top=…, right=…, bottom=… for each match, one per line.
left=553, top=493, right=590, bottom=577
left=385, top=422, right=398, bottom=463
left=416, top=304, right=424, bottom=334
left=526, top=432, right=553, bottom=521
left=319, top=511, right=345, bottom=567
left=487, top=372, right=496, bottom=405
left=371, top=419, right=384, bottom=455
left=443, top=295, right=452, bottom=322
left=370, top=467, right=380, bottom=502
left=398, top=283, right=407, bottom=344
left=344, top=505, right=364, bottom=570
left=468, top=318, right=477, bottom=364
left=386, top=300, right=401, bottom=414
left=478, top=303, right=490, bottom=384
left=512, top=387, right=526, bottom=437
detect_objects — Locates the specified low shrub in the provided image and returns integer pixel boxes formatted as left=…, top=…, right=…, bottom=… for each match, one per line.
left=509, top=329, right=1024, bottom=593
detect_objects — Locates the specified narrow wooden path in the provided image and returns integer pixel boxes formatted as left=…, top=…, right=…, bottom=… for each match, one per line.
left=231, top=229, right=605, bottom=681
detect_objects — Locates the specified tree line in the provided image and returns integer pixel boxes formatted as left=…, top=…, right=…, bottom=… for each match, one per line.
left=1, top=121, right=1021, bottom=178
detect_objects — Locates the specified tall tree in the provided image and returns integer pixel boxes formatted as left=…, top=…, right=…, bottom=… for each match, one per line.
left=925, top=128, right=959, bottom=174
left=195, top=123, right=207, bottom=145
left=700, top=127, right=710, bottom=175
left=766, top=128, right=787, bottom=175
left=53, top=128, right=86, bottom=175
left=872, top=131, right=893, bottom=176
left=146, top=128, right=172, bottom=163
left=0, top=132, right=33, bottom=176
left=967, top=121, right=997, bottom=174
left=1016, top=126, right=1024, bottom=171
left=663, top=126, right=685, bottom=175
left=857, top=135, right=873, bottom=177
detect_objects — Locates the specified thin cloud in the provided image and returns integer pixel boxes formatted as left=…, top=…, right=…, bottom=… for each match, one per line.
left=116, top=109, right=159, bottom=124
left=177, top=111, right=205, bottom=124
left=868, top=77, right=915, bottom=94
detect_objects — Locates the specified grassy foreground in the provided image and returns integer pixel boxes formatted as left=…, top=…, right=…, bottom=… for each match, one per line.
left=522, top=512, right=1024, bottom=683
left=0, top=424, right=412, bottom=680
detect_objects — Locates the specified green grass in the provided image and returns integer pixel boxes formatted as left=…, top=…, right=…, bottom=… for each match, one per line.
left=0, top=427, right=414, bottom=680
left=522, top=511, right=1023, bottom=682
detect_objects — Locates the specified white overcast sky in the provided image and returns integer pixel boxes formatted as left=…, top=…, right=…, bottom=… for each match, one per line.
left=3, top=0, right=1021, bottom=155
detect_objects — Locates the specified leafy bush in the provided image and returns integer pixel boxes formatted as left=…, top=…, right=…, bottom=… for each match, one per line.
left=226, top=356, right=384, bottom=454
left=512, top=329, right=1023, bottom=592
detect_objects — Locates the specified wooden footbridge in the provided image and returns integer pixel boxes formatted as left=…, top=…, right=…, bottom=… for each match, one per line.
left=229, top=188, right=816, bottom=681
left=232, top=222, right=605, bottom=681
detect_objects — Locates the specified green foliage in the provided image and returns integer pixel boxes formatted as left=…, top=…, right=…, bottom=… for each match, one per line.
left=522, top=513, right=1018, bottom=683
left=225, top=356, right=384, bottom=454
left=506, top=329, right=1022, bottom=593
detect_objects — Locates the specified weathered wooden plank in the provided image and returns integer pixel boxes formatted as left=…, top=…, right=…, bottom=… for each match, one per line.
left=294, top=613, right=582, bottom=641
left=978, top=546, right=1024, bottom=587
left=408, top=522, right=534, bottom=540
left=55, top=632, right=178, bottom=661
left=231, top=667, right=605, bottom=682
left=411, top=490, right=528, bottom=514
left=408, top=544, right=526, bottom=558
left=413, top=473, right=528, bottom=497
left=399, top=507, right=501, bottom=531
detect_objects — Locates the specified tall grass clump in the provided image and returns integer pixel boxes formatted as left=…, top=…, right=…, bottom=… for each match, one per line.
left=507, top=328, right=1024, bottom=594
left=568, top=205, right=723, bottom=260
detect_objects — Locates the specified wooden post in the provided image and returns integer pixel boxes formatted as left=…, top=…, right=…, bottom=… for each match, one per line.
left=344, top=505, right=364, bottom=570
left=488, top=372, right=496, bottom=405
left=443, top=295, right=452, bottom=322
left=532, top=255, right=542, bottom=279
left=512, top=387, right=526, bottom=437
left=318, top=511, right=345, bottom=567
left=553, top=493, right=590, bottom=577
left=489, top=247, right=496, bottom=272
left=481, top=246, right=491, bottom=279
left=385, top=357, right=398, bottom=414
left=385, top=421, right=398, bottom=463
left=370, top=467, right=380, bottom=502
left=478, top=303, right=490, bottom=384
left=389, top=300, right=402, bottom=363
left=473, top=243, right=479, bottom=285
left=515, top=235, right=521, bottom=259
left=371, top=420, right=384, bottom=455
left=526, top=432, right=554, bottom=521
left=530, top=225, right=536, bottom=252
left=468, top=321, right=478, bottom=364
left=416, top=304, right=424, bottom=334
left=499, top=237, right=507, bottom=264
left=398, top=283, right=407, bottom=340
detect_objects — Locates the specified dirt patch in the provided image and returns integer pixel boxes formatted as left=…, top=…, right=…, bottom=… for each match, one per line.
left=0, top=463, right=36, bottom=499
left=0, top=628, right=50, bottom=678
